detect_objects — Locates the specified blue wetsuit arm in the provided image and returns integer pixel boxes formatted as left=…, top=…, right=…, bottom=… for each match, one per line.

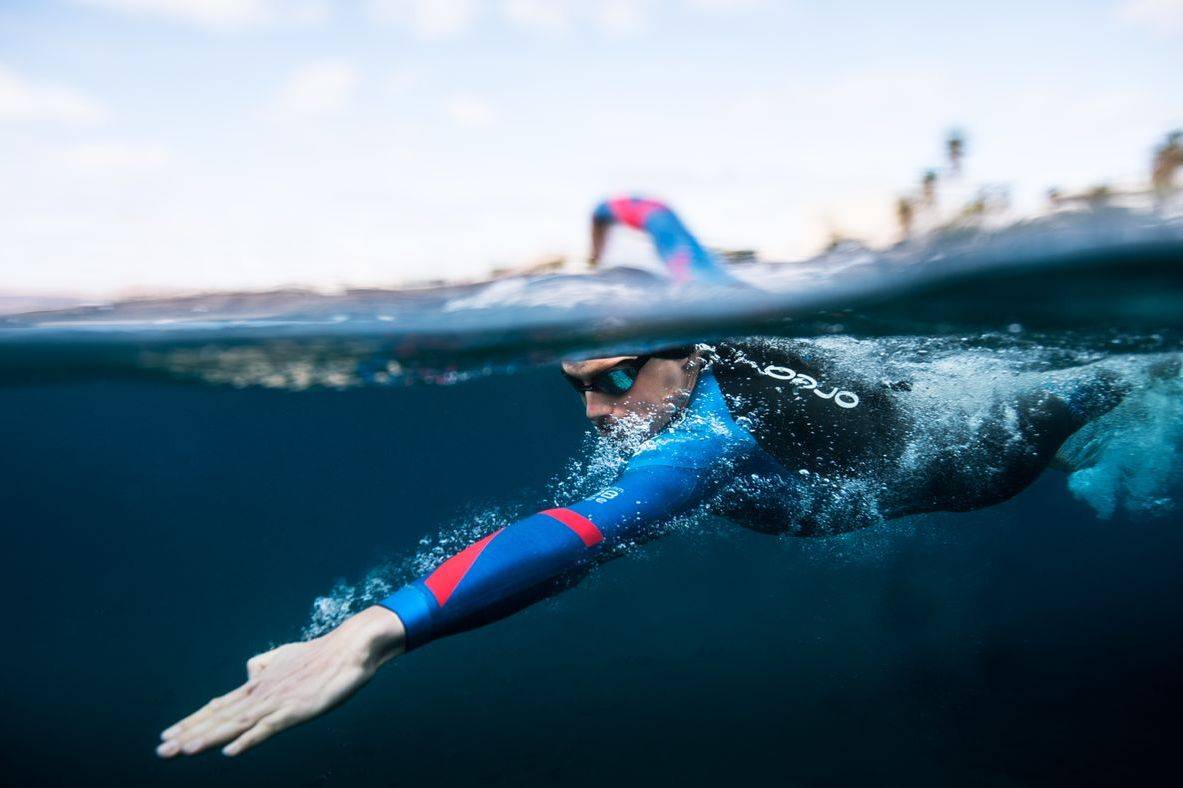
left=379, top=371, right=757, bottom=651
left=378, top=463, right=706, bottom=651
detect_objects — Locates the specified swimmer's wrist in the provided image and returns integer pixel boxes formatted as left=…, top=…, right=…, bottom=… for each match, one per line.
left=339, top=606, right=407, bottom=668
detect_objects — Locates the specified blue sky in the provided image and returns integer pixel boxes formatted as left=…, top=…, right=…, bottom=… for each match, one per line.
left=1, top=0, right=1180, bottom=295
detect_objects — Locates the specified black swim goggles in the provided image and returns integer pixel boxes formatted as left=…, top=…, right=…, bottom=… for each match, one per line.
left=562, top=346, right=694, bottom=397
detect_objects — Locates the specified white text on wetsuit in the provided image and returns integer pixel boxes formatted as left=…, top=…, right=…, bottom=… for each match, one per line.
left=759, top=365, right=859, bottom=409
left=594, top=486, right=624, bottom=504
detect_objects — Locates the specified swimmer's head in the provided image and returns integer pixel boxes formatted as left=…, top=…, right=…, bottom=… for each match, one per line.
left=561, top=346, right=700, bottom=439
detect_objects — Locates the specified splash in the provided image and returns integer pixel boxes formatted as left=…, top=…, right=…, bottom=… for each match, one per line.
left=1059, top=366, right=1183, bottom=518
left=301, top=507, right=519, bottom=639
left=302, top=570, right=396, bottom=640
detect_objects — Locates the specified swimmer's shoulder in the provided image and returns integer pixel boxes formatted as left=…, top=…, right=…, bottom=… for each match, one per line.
left=628, top=368, right=758, bottom=473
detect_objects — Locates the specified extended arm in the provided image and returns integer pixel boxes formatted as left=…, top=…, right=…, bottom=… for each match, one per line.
left=380, top=462, right=706, bottom=650
left=157, top=372, right=753, bottom=758
left=157, top=462, right=708, bottom=759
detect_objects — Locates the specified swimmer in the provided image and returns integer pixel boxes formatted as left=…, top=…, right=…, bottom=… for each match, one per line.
left=156, top=205, right=1152, bottom=759
left=590, top=195, right=740, bottom=285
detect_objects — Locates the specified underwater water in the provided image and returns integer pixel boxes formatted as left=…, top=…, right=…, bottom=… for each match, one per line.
left=2, top=210, right=1183, bottom=786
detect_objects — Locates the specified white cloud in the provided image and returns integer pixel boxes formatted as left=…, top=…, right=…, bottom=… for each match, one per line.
left=0, top=64, right=106, bottom=124
left=55, top=143, right=172, bottom=172
left=445, top=96, right=496, bottom=127
left=1117, top=0, right=1183, bottom=30
left=283, top=0, right=329, bottom=25
left=388, top=66, right=419, bottom=94
left=686, top=0, right=767, bottom=11
left=502, top=0, right=653, bottom=38
left=501, top=0, right=571, bottom=34
left=74, top=0, right=329, bottom=31
left=597, top=0, right=650, bottom=36
left=278, top=60, right=359, bottom=115
left=367, top=0, right=476, bottom=39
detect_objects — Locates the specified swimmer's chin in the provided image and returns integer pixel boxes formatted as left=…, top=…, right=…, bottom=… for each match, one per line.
left=594, top=416, right=661, bottom=442
left=594, top=420, right=621, bottom=439
left=594, top=420, right=627, bottom=437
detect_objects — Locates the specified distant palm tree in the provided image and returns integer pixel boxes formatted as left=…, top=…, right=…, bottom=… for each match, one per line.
left=921, top=170, right=938, bottom=205
left=946, top=130, right=965, bottom=176
left=1152, top=130, right=1183, bottom=206
left=896, top=196, right=915, bottom=239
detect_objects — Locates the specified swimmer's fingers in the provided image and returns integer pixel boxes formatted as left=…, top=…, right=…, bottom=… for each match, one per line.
left=157, top=644, right=364, bottom=758
left=158, top=681, right=256, bottom=745
left=158, top=609, right=403, bottom=760
left=175, top=695, right=280, bottom=757
left=222, top=709, right=299, bottom=757
left=156, top=680, right=268, bottom=757
left=158, top=642, right=299, bottom=749
left=161, top=673, right=286, bottom=756
left=157, top=645, right=300, bottom=756
left=220, top=662, right=369, bottom=756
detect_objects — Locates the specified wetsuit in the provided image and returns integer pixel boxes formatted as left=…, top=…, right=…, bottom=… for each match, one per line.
left=592, top=196, right=739, bottom=286
left=379, top=339, right=1119, bottom=651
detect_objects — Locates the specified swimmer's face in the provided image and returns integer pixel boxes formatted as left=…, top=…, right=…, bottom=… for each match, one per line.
left=560, top=354, right=699, bottom=438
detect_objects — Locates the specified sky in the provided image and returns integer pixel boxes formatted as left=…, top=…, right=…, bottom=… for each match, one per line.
left=1, top=0, right=1180, bottom=296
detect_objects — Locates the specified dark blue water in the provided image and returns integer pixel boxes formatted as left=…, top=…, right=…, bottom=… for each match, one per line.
left=2, top=366, right=1181, bottom=787
left=3, top=214, right=1183, bottom=786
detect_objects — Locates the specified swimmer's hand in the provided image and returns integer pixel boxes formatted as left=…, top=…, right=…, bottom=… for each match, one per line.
left=156, top=606, right=405, bottom=758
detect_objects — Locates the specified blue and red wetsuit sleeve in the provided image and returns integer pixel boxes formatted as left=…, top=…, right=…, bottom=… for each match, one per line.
left=378, top=463, right=705, bottom=651
left=591, top=195, right=736, bottom=285
left=379, top=371, right=757, bottom=651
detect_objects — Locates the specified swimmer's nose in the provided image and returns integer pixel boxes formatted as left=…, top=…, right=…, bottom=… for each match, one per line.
left=584, top=393, right=614, bottom=421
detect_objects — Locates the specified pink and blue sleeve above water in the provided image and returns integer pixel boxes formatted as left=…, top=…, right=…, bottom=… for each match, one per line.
left=592, top=195, right=739, bottom=286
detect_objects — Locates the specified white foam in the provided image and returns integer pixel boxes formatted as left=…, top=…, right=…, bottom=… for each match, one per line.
left=1060, top=369, right=1183, bottom=518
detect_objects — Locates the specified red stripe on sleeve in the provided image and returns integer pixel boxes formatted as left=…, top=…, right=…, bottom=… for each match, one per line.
left=540, top=508, right=604, bottom=547
left=423, top=527, right=505, bottom=607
